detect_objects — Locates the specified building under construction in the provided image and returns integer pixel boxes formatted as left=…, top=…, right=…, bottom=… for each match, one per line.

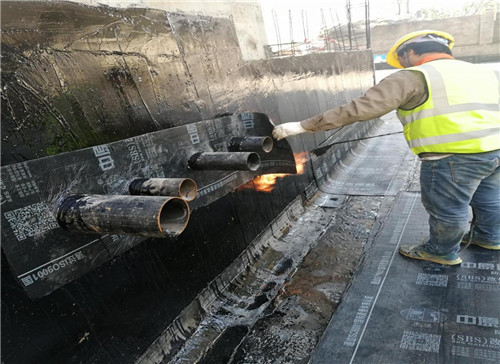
left=1, top=1, right=499, bottom=363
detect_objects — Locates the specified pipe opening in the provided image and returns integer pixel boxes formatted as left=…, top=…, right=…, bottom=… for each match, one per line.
left=159, top=198, right=190, bottom=235
left=247, top=153, right=261, bottom=171
left=179, top=178, right=197, bottom=201
left=261, top=136, right=274, bottom=153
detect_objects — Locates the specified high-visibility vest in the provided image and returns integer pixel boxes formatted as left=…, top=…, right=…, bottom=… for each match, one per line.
left=396, top=59, right=500, bottom=155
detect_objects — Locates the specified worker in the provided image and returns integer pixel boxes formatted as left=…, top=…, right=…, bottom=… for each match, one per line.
left=272, top=30, right=500, bottom=265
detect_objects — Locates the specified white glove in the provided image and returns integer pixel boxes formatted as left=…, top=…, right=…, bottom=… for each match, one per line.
left=272, top=122, right=307, bottom=140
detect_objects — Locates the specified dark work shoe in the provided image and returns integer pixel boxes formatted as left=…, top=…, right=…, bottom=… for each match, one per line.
left=468, top=241, right=500, bottom=250
left=399, top=244, right=462, bottom=265
left=461, top=235, right=500, bottom=251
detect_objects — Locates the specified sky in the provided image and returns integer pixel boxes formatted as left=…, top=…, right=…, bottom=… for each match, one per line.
left=259, top=0, right=478, bottom=45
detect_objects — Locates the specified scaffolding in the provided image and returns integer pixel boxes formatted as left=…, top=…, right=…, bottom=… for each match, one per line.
left=267, top=0, right=371, bottom=57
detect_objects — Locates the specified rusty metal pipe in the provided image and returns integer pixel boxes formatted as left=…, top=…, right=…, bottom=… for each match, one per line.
left=228, top=136, right=273, bottom=153
left=56, top=194, right=190, bottom=238
left=188, top=152, right=260, bottom=171
left=128, top=178, right=197, bottom=201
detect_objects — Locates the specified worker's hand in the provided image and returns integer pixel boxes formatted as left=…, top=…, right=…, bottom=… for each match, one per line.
left=272, top=122, right=307, bottom=140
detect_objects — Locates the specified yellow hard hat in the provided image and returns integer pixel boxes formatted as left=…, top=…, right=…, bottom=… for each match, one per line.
left=386, top=30, right=454, bottom=69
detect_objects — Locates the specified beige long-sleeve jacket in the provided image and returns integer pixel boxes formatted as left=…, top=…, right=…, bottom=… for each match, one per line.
left=300, top=70, right=428, bottom=131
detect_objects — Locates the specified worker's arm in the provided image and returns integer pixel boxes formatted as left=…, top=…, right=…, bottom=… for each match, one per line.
left=273, top=71, right=426, bottom=140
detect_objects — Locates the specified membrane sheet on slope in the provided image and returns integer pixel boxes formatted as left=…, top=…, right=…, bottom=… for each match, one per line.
left=0, top=113, right=295, bottom=299
left=311, top=192, right=500, bottom=364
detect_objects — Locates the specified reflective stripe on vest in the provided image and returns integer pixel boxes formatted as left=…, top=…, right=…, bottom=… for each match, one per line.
left=396, top=60, right=500, bottom=154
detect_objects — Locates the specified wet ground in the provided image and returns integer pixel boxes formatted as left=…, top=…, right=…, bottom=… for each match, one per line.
left=226, top=195, right=386, bottom=363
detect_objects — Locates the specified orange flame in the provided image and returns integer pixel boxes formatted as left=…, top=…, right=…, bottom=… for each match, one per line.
left=242, top=152, right=308, bottom=193
left=250, top=173, right=289, bottom=193
left=294, top=151, right=308, bottom=174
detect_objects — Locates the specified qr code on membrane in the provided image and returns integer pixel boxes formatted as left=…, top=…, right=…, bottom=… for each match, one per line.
left=416, top=273, right=448, bottom=287
left=4, top=203, right=59, bottom=241
left=400, top=330, right=441, bottom=353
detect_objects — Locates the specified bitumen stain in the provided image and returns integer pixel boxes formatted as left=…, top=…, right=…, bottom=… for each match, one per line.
left=273, top=258, right=294, bottom=275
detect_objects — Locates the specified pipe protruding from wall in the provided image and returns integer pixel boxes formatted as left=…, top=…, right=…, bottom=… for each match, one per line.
left=56, top=194, right=190, bottom=238
left=228, top=136, right=273, bottom=153
left=188, top=152, right=260, bottom=171
left=129, top=178, right=197, bottom=201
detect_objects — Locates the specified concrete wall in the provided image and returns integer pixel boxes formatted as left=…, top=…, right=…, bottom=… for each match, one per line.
left=371, top=12, right=500, bottom=63
left=70, top=0, right=269, bottom=61
left=1, top=1, right=373, bottom=165
left=1, top=1, right=244, bottom=164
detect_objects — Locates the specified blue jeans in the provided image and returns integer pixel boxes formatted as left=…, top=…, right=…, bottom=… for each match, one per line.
left=420, top=149, right=500, bottom=256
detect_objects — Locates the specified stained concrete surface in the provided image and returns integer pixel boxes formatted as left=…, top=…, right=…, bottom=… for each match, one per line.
left=230, top=195, right=386, bottom=363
